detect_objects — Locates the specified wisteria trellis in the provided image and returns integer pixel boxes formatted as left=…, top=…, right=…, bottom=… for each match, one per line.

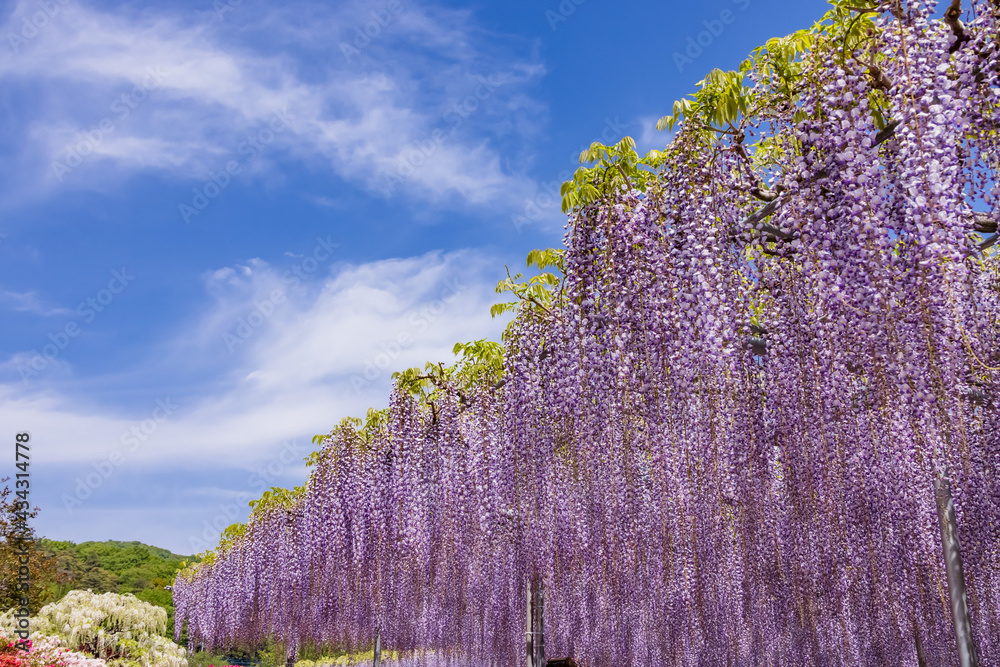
left=174, top=2, right=1000, bottom=665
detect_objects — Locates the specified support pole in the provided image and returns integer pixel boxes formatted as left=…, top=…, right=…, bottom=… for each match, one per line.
left=536, top=581, right=545, bottom=667
left=934, top=474, right=978, bottom=667
left=526, top=579, right=534, bottom=667
left=373, top=627, right=381, bottom=667
left=526, top=577, right=544, bottom=667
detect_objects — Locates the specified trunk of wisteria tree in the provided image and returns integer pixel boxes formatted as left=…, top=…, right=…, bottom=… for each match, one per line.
left=373, top=627, right=381, bottom=667
left=285, top=648, right=295, bottom=667
left=934, top=474, right=978, bottom=667
left=526, top=578, right=544, bottom=667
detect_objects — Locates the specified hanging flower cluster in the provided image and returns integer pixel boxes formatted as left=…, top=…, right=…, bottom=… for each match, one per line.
left=175, top=2, right=1000, bottom=666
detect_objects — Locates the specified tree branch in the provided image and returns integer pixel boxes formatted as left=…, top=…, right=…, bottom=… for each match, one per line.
left=944, top=0, right=968, bottom=53
left=972, top=212, right=997, bottom=235
left=750, top=185, right=785, bottom=202
left=741, top=198, right=782, bottom=228
left=886, top=0, right=905, bottom=19
left=874, top=118, right=903, bottom=146
left=735, top=120, right=904, bottom=246
left=867, top=64, right=894, bottom=92
left=759, top=223, right=794, bottom=242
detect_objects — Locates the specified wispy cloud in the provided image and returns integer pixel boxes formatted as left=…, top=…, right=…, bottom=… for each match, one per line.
left=0, top=0, right=533, bottom=555
left=2, top=246, right=509, bottom=551
left=0, top=0, right=545, bottom=208
left=635, top=115, right=670, bottom=155
left=0, top=248, right=508, bottom=469
left=0, top=288, right=74, bottom=316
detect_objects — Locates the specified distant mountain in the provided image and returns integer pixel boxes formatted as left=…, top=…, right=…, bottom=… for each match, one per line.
left=39, top=539, right=193, bottom=634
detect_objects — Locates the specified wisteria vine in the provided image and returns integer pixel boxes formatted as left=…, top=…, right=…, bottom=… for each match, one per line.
left=175, top=2, right=1000, bottom=665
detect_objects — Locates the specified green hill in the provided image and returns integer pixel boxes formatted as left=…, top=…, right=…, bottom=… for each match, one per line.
left=39, top=539, right=192, bottom=633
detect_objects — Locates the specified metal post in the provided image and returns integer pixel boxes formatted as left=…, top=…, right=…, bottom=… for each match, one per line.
left=530, top=577, right=544, bottom=667
left=536, top=581, right=545, bottom=667
left=526, top=579, right=534, bottom=667
left=373, top=627, right=381, bottom=667
left=934, top=474, right=978, bottom=667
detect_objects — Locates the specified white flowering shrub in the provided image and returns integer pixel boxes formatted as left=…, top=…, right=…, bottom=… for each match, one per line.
left=7, top=590, right=187, bottom=667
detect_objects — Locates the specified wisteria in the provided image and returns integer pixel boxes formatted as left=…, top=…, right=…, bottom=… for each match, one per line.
left=175, top=2, right=1000, bottom=665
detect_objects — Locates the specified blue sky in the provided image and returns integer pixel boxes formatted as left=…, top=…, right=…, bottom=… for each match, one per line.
left=0, top=0, right=826, bottom=555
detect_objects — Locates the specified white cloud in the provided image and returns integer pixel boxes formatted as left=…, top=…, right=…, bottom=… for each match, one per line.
left=0, top=288, right=74, bottom=316
left=308, top=195, right=343, bottom=209
left=10, top=246, right=512, bottom=553
left=0, top=0, right=544, bottom=208
left=0, top=0, right=538, bottom=553
left=635, top=115, right=670, bottom=155
left=0, top=350, right=74, bottom=379
left=0, top=249, right=509, bottom=472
